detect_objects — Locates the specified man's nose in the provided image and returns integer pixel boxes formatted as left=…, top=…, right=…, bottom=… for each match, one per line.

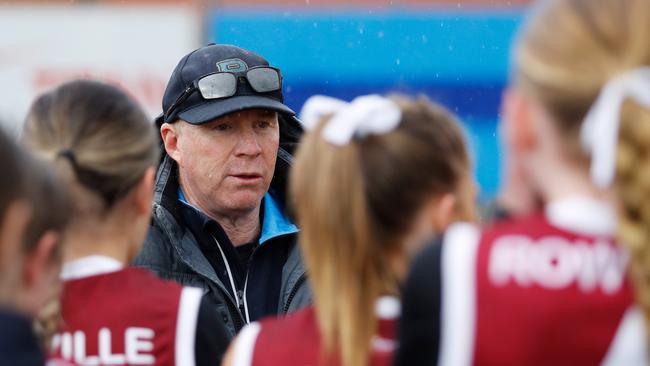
left=235, top=129, right=263, bottom=156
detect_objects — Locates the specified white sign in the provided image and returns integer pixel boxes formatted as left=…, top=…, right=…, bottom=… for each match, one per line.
left=0, top=5, right=200, bottom=133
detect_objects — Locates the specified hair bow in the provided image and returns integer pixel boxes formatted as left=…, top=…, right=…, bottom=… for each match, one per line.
left=299, top=94, right=402, bottom=145
left=581, top=68, right=650, bottom=188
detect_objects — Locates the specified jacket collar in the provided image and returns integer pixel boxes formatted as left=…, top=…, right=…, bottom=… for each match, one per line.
left=153, top=154, right=174, bottom=206
left=260, top=193, right=298, bottom=245
left=177, top=184, right=298, bottom=246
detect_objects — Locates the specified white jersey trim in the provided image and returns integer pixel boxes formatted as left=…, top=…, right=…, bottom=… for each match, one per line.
left=375, top=295, right=400, bottom=320
left=232, top=322, right=262, bottom=366
left=545, top=196, right=617, bottom=237
left=438, top=222, right=480, bottom=366
left=601, top=306, right=648, bottom=366
left=60, top=255, right=123, bottom=281
left=175, top=287, right=202, bottom=366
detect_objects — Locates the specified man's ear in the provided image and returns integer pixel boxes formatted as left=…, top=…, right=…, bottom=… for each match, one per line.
left=132, top=167, right=156, bottom=216
left=161, top=123, right=182, bottom=164
left=23, top=230, right=59, bottom=289
left=502, top=87, right=537, bottom=153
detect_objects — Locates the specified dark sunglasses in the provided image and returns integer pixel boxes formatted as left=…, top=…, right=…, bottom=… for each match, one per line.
left=164, top=66, right=282, bottom=121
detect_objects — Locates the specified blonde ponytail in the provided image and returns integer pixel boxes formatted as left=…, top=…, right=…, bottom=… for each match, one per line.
left=291, top=96, right=472, bottom=365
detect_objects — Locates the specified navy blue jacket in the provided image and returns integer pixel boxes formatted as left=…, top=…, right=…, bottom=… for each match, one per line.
left=134, top=114, right=311, bottom=336
left=0, top=310, right=44, bottom=366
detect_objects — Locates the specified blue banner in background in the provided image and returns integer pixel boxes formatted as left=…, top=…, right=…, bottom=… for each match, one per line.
left=208, top=8, right=524, bottom=197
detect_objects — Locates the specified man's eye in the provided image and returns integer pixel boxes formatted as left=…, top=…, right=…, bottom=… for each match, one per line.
left=256, top=121, right=272, bottom=129
left=214, top=124, right=231, bottom=131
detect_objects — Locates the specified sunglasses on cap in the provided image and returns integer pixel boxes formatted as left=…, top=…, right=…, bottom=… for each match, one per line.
left=164, top=66, right=283, bottom=122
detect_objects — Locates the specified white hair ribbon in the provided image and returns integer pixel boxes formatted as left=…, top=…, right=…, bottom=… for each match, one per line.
left=299, top=94, right=402, bottom=145
left=299, top=95, right=349, bottom=131
left=581, top=68, right=650, bottom=188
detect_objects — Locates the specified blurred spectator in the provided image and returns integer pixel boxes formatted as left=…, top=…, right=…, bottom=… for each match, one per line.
left=223, top=94, right=476, bottom=366
left=396, top=0, right=650, bottom=365
left=22, top=80, right=230, bottom=365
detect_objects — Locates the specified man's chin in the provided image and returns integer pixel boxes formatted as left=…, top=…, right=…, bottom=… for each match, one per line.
left=220, top=191, right=266, bottom=212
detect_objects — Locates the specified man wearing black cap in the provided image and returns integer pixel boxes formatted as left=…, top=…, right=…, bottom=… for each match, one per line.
left=134, top=44, right=311, bottom=336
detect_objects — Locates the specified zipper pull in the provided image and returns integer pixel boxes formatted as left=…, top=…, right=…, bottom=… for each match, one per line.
left=237, top=290, right=245, bottom=313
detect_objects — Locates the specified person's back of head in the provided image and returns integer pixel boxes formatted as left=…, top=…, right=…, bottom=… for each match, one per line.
left=514, top=0, right=650, bottom=130
left=511, top=0, right=650, bottom=334
left=22, top=80, right=160, bottom=262
left=0, top=127, right=32, bottom=304
left=291, top=94, right=475, bottom=366
left=0, top=125, right=28, bottom=235
left=0, top=123, right=69, bottom=309
left=0, top=126, right=70, bottom=366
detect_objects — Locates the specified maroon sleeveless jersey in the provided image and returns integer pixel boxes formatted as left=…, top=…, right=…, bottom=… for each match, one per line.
left=50, top=257, right=203, bottom=366
left=438, top=198, right=646, bottom=366
left=230, top=297, right=400, bottom=366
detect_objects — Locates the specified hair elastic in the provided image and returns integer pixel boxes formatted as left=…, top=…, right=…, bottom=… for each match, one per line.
left=57, top=149, right=77, bottom=166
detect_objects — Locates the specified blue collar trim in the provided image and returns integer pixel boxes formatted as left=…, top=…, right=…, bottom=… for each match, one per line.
left=178, top=188, right=202, bottom=213
left=259, top=192, right=299, bottom=245
left=178, top=188, right=298, bottom=245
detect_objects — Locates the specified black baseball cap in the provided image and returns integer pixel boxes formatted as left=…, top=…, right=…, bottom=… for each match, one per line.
left=157, top=44, right=295, bottom=126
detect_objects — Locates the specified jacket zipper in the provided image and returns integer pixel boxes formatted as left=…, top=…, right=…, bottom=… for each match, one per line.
left=172, top=257, right=245, bottom=332
left=237, top=273, right=251, bottom=324
left=283, top=273, right=307, bottom=314
left=158, top=194, right=246, bottom=332
left=236, top=290, right=246, bottom=316
left=229, top=296, right=245, bottom=332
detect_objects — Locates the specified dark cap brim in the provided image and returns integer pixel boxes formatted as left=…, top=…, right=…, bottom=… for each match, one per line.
left=177, top=95, right=295, bottom=125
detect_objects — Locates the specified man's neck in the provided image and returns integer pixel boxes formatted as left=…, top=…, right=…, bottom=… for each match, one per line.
left=178, top=182, right=263, bottom=246
left=209, top=206, right=261, bottom=247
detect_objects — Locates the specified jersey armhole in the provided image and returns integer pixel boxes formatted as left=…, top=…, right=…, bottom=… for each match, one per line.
left=176, top=287, right=202, bottom=366
left=601, top=306, right=649, bottom=366
left=231, top=322, right=262, bottom=366
left=438, top=222, right=481, bottom=366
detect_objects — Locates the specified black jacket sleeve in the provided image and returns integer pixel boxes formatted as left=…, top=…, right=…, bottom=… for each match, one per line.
left=195, top=295, right=232, bottom=366
left=394, top=238, right=443, bottom=366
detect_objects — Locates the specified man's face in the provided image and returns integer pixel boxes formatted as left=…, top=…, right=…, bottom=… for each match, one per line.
left=172, top=109, right=280, bottom=216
